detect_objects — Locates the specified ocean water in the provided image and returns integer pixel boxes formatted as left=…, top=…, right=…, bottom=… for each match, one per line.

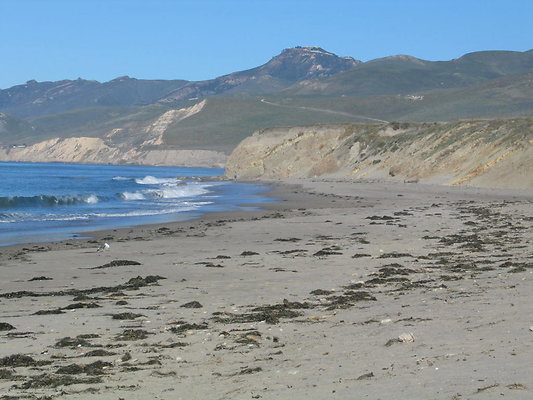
left=0, top=162, right=272, bottom=246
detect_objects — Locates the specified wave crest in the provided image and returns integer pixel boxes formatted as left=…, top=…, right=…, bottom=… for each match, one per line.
left=120, top=192, right=146, bottom=200
left=0, top=194, right=99, bottom=208
left=135, top=176, right=181, bottom=185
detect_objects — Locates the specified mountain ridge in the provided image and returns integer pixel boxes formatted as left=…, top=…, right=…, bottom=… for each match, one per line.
left=0, top=46, right=531, bottom=166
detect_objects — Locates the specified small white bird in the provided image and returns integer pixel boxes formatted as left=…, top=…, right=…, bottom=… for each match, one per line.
left=97, top=242, right=110, bottom=252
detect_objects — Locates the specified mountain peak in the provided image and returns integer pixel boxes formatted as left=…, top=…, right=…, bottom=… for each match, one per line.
left=158, top=46, right=361, bottom=102
left=283, top=46, right=333, bottom=55
left=262, top=46, right=361, bottom=81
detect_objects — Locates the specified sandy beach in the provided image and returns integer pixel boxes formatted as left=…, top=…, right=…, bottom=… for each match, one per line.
left=0, top=179, right=532, bottom=400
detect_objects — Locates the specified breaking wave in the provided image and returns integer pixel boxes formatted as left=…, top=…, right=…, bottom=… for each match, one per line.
left=135, top=176, right=181, bottom=185
left=120, top=181, right=211, bottom=201
left=0, top=194, right=99, bottom=208
left=119, top=192, right=146, bottom=200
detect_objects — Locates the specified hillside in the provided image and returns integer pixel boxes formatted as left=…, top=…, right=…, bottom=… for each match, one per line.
left=0, top=77, right=188, bottom=118
left=158, top=47, right=360, bottom=103
left=225, top=118, right=533, bottom=189
left=0, top=47, right=531, bottom=165
left=266, top=71, right=533, bottom=123
left=285, top=50, right=533, bottom=96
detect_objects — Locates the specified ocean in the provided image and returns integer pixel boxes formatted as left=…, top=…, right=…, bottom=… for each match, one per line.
left=0, top=162, right=272, bottom=246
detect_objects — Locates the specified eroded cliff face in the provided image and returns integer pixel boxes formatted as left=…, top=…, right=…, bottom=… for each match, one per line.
left=0, top=100, right=227, bottom=168
left=0, top=137, right=226, bottom=167
left=226, top=118, right=533, bottom=189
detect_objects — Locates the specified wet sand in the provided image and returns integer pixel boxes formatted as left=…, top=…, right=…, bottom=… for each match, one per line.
left=0, top=179, right=532, bottom=400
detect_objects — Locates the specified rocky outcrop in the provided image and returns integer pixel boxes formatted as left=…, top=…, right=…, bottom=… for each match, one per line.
left=160, top=47, right=360, bottom=102
left=225, top=118, right=533, bottom=189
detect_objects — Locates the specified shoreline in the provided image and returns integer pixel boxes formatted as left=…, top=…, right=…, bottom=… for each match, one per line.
left=4, top=178, right=532, bottom=254
left=0, top=178, right=532, bottom=399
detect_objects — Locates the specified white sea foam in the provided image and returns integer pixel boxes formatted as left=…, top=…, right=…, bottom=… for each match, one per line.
left=85, top=194, right=99, bottom=204
left=147, top=184, right=210, bottom=199
left=120, top=191, right=146, bottom=200
left=112, top=176, right=130, bottom=181
left=135, top=176, right=181, bottom=185
left=93, top=206, right=196, bottom=218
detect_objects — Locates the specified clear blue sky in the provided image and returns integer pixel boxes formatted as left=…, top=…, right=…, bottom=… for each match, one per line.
left=1, top=0, right=531, bottom=89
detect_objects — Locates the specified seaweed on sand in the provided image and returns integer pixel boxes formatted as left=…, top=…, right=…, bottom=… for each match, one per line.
left=212, top=299, right=309, bottom=324
left=114, top=329, right=153, bottom=341
left=56, top=361, right=112, bottom=375
left=0, top=354, right=51, bottom=367
left=16, top=374, right=102, bottom=389
left=0, top=275, right=166, bottom=299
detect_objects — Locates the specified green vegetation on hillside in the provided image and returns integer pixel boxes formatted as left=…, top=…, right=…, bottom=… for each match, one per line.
left=0, top=49, right=532, bottom=151
left=163, top=98, right=373, bottom=151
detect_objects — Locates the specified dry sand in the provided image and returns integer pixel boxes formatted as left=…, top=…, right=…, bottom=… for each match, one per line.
left=0, top=179, right=532, bottom=400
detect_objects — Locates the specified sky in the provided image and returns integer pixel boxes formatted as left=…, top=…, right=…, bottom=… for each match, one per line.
left=1, top=0, right=531, bottom=89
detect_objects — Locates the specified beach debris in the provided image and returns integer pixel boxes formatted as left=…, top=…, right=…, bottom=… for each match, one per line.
left=83, top=349, right=117, bottom=357
left=28, top=276, right=53, bottom=281
left=313, top=248, right=343, bottom=256
left=180, top=301, right=203, bottom=308
left=90, top=259, right=141, bottom=269
left=0, top=368, right=25, bottom=381
left=356, top=372, right=374, bottom=380
left=352, top=253, right=371, bottom=258
left=310, top=289, right=334, bottom=296
left=385, top=332, right=415, bottom=347
left=16, top=373, right=102, bottom=389
left=115, top=329, right=152, bottom=341
left=96, top=242, right=110, bottom=252
left=196, top=261, right=224, bottom=268
left=476, top=383, right=499, bottom=393
left=0, top=322, right=16, bottom=331
left=234, top=366, right=262, bottom=375
left=123, top=275, right=166, bottom=288
left=399, top=332, right=415, bottom=343
left=325, top=291, right=377, bottom=310
left=529, top=326, right=533, bottom=332
left=366, top=215, right=397, bottom=221
left=506, top=383, right=527, bottom=390
left=55, top=336, right=93, bottom=348
left=0, top=354, right=51, bottom=367
left=63, top=302, right=101, bottom=310
left=111, top=312, right=145, bottom=320
left=0, top=275, right=166, bottom=299
left=235, top=331, right=262, bottom=346
left=241, top=251, right=259, bottom=256
left=56, top=360, right=112, bottom=375
left=212, top=300, right=308, bottom=324
left=274, top=237, right=302, bottom=242
left=378, top=252, right=413, bottom=259
left=170, top=321, right=209, bottom=333
left=33, top=308, right=65, bottom=315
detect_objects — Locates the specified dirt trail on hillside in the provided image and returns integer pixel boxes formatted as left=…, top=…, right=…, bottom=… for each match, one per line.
left=260, top=98, right=389, bottom=123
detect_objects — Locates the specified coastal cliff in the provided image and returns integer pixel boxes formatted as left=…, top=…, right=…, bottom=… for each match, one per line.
left=0, top=137, right=226, bottom=167
left=0, top=100, right=227, bottom=168
left=226, top=118, right=533, bottom=189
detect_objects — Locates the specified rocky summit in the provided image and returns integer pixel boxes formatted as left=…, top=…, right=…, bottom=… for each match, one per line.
left=158, top=46, right=361, bottom=102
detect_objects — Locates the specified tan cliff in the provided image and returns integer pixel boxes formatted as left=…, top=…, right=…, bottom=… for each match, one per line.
left=0, top=136, right=226, bottom=167
left=0, top=100, right=227, bottom=168
left=225, top=118, right=533, bottom=189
